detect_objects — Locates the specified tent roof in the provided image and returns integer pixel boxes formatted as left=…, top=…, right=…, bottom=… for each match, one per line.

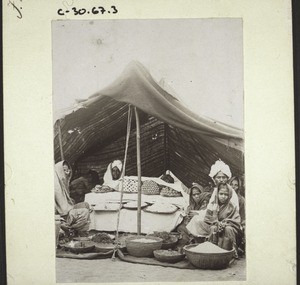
left=54, top=61, right=244, bottom=185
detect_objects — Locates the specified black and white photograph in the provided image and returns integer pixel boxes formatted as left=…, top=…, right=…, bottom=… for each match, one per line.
left=53, top=19, right=246, bottom=282
left=4, top=0, right=296, bottom=284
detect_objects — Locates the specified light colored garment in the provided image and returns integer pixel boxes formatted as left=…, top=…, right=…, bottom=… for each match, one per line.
left=54, top=161, right=90, bottom=233
left=54, top=161, right=74, bottom=216
left=103, top=160, right=123, bottom=190
left=187, top=185, right=241, bottom=250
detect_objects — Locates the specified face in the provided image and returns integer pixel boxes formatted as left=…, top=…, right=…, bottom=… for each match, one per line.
left=111, top=167, right=121, bottom=180
left=63, top=164, right=71, bottom=176
left=230, top=179, right=239, bottom=191
left=191, top=188, right=201, bottom=203
left=213, top=171, right=228, bottom=185
left=218, top=187, right=229, bottom=204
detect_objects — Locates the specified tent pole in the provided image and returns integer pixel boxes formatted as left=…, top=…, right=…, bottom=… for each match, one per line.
left=58, top=119, right=64, bottom=161
left=134, top=107, right=142, bottom=235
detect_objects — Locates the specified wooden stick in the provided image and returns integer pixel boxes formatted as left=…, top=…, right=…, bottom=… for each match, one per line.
left=58, top=119, right=64, bottom=161
left=134, top=107, right=142, bottom=235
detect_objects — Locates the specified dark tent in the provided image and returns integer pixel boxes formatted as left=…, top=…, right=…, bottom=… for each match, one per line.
left=54, top=61, right=244, bottom=188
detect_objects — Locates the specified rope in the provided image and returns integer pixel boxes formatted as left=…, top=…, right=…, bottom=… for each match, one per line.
left=111, top=105, right=132, bottom=260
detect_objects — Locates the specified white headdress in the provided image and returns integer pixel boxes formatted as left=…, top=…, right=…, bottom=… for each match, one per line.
left=209, top=159, right=232, bottom=179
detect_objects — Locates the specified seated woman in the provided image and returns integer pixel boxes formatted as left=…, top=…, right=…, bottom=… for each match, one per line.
left=103, top=160, right=123, bottom=190
left=229, top=176, right=245, bottom=228
left=55, top=161, right=91, bottom=238
left=176, top=183, right=212, bottom=252
left=188, top=183, right=242, bottom=258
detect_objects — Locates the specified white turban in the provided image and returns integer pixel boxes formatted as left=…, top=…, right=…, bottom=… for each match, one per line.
left=111, top=160, right=123, bottom=171
left=209, top=159, right=232, bottom=179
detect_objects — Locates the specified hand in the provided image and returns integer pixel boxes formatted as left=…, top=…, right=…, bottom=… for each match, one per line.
left=187, top=211, right=198, bottom=218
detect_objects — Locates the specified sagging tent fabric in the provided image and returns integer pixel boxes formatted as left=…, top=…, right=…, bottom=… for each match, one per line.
left=54, top=61, right=244, bottom=188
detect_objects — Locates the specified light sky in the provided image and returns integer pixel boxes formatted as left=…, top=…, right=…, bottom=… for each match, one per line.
left=52, top=19, right=243, bottom=128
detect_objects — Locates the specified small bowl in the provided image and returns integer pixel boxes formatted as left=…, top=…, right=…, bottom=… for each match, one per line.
left=154, top=249, right=185, bottom=263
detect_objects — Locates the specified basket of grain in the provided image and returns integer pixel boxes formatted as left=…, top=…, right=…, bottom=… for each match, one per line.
left=184, top=242, right=234, bottom=269
left=153, top=249, right=185, bottom=263
left=125, top=236, right=163, bottom=257
left=149, top=231, right=178, bottom=249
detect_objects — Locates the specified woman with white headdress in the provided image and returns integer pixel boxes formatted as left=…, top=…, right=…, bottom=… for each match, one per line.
left=103, top=160, right=123, bottom=190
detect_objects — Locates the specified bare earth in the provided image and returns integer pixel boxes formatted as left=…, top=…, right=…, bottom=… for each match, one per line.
left=56, top=256, right=246, bottom=283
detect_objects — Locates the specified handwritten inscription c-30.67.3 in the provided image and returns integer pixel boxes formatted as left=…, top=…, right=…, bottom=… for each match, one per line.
left=57, top=6, right=118, bottom=16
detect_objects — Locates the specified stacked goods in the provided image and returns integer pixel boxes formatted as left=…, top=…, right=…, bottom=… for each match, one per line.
left=160, top=187, right=182, bottom=197
left=141, top=180, right=160, bottom=195
left=91, top=233, right=114, bottom=244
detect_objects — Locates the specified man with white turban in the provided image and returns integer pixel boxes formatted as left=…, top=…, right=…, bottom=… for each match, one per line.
left=103, top=160, right=123, bottom=190
left=209, top=159, right=232, bottom=186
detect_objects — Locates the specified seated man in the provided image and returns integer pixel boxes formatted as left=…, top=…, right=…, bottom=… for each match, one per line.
left=103, top=160, right=123, bottom=190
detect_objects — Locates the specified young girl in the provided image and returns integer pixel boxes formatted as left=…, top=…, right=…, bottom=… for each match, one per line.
left=192, top=183, right=242, bottom=257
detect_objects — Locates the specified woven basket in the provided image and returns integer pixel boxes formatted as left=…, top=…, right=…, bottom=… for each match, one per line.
left=121, top=178, right=139, bottom=193
left=125, top=236, right=163, bottom=257
left=161, top=235, right=178, bottom=249
left=160, top=187, right=182, bottom=197
left=184, top=244, right=234, bottom=269
left=63, top=241, right=95, bottom=254
left=141, top=180, right=160, bottom=195
left=153, top=250, right=185, bottom=263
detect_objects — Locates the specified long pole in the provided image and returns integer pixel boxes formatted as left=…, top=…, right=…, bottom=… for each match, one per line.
left=134, top=107, right=142, bottom=235
left=58, top=119, right=64, bottom=161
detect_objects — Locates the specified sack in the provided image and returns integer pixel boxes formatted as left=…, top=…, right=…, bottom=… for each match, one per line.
left=121, top=178, right=139, bottom=193
left=141, top=180, right=160, bottom=195
left=160, top=187, right=182, bottom=197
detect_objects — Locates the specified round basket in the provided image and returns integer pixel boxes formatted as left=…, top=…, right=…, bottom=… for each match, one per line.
left=160, top=187, right=182, bottom=197
left=184, top=244, right=234, bottom=269
left=64, top=241, right=95, bottom=254
left=94, top=243, right=126, bottom=253
left=141, top=180, right=160, bottom=195
left=161, top=235, right=178, bottom=249
left=125, top=236, right=163, bottom=257
left=154, top=249, right=185, bottom=263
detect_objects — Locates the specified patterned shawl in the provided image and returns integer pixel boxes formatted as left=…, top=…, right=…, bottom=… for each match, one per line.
left=204, top=185, right=241, bottom=231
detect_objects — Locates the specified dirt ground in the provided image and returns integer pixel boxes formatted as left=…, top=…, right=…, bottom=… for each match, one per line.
left=56, top=256, right=246, bottom=283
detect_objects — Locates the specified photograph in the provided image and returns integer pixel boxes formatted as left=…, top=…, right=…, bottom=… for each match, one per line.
left=52, top=19, right=246, bottom=282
